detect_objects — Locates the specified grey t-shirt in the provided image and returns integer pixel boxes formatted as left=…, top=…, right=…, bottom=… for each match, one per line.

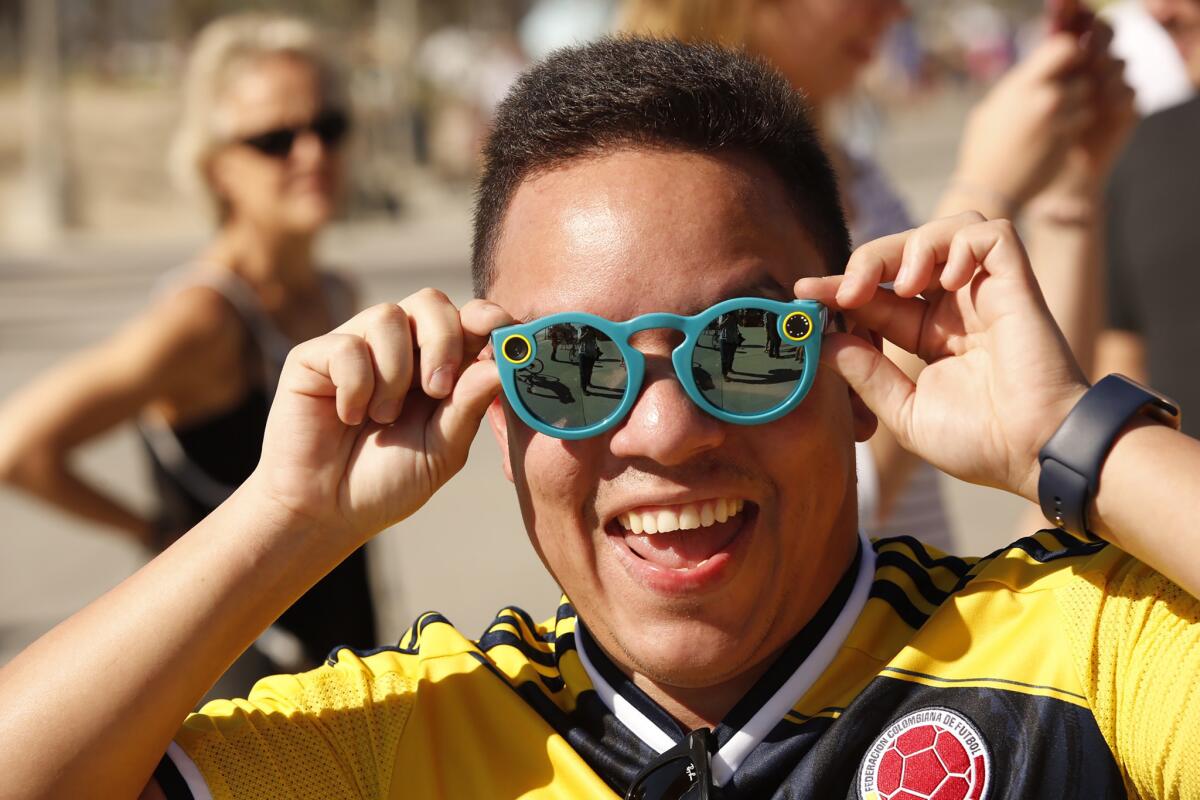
left=1106, top=95, right=1200, bottom=437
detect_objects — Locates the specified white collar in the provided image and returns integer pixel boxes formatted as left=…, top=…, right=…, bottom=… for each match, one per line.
left=575, top=531, right=875, bottom=787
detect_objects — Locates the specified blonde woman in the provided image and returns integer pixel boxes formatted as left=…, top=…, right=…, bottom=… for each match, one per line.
left=621, top=0, right=1135, bottom=552
left=0, top=13, right=376, bottom=681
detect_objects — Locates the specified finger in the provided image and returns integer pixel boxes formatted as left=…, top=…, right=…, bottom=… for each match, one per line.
left=840, top=212, right=985, bottom=306
left=941, top=219, right=1036, bottom=295
left=820, top=333, right=917, bottom=449
left=460, top=299, right=518, bottom=361
left=1083, top=17, right=1114, bottom=54
left=1022, top=32, right=1085, bottom=80
left=424, top=358, right=503, bottom=476
left=290, top=333, right=376, bottom=426
left=398, top=288, right=464, bottom=400
left=332, top=304, right=415, bottom=424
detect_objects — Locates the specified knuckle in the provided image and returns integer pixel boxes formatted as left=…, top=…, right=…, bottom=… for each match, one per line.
left=990, top=218, right=1019, bottom=239
left=368, top=302, right=407, bottom=325
left=416, top=287, right=452, bottom=305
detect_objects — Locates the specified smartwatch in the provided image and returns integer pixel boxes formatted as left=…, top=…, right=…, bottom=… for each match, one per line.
left=1037, top=374, right=1181, bottom=540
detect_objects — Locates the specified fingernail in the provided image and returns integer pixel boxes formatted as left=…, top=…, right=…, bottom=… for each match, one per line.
left=371, top=399, right=398, bottom=423
left=430, top=367, right=454, bottom=397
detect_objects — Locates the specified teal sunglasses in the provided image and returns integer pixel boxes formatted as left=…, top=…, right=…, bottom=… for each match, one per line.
left=491, top=298, right=827, bottom=440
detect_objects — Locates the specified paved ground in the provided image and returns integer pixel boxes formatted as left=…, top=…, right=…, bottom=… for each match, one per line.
left=0, top=87, right=1030, bottom=669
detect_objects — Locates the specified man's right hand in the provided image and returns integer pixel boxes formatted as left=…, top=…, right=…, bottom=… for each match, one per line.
left=249, top=289, right=514, bottom=544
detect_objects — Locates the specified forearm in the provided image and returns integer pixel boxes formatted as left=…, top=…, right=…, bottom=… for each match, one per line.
left=934, top=181, right=1013, bottom=223
left=1085, top=422, right=1200, bottom=598
left=3, top=452, right=152, bottom=541
left=1022, top=192, right=1104, bottom=376
left=0, top=475, right=351, bottom=799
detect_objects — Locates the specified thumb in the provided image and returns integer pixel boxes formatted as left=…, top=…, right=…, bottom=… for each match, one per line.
left=426, top=358, right=502, bottom=468
left=821, top=333, right=917, bottom=448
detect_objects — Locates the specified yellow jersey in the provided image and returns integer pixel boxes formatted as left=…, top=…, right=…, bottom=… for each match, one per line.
left=154, top=531, right=1200, bottom=799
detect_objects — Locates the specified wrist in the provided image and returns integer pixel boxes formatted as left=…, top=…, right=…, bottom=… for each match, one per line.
left=237, top=471, right=356, bottom=561
left=1017, top=383, right=1089, bottom=504
left=1033, top=376, right=1181, bottom=539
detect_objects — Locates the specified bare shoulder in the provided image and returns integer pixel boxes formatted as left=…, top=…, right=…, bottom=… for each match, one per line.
left=135, top=285, right=247, bottom=361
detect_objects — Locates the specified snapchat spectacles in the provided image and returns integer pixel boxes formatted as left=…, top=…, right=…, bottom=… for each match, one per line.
left=491, top=298, right=827, bottom=440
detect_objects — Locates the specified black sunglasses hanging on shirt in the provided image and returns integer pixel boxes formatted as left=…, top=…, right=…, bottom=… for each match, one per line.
left=625, top=728, right=715, bottom=800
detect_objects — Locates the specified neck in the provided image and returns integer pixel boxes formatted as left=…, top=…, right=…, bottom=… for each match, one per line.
left=631, top=659, right=777, bottom=732
left=210, top=216, right=319, bottom=291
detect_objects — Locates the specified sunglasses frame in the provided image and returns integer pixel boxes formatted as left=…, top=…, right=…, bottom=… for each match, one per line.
left=624, top=728, right=715, bottom=800
left=492, top=297, right=826, bottom=440
left=237, top=109, right=350, bottom=158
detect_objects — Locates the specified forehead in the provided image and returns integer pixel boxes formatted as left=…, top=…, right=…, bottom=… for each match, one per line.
left=218, top=54, right=324, bottom=135
left=487, top=148, right=828, bottom=321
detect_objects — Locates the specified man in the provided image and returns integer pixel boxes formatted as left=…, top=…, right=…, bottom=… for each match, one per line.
left=1101, top=0, right=1200, bottom=436
left=1, top=39, right=1199, bottom=800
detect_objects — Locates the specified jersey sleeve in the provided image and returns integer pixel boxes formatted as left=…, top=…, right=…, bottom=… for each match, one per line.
left=162, top=650, right=416, bottom=800
left=1058, top=552, right=1200, bottom=798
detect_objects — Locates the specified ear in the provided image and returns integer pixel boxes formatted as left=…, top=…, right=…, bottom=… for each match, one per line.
left=486, top=396, right=515, bottom=483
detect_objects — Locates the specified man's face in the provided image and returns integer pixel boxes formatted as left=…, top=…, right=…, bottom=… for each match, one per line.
left=486, top=149, right=867, bottom=689
left=1145, top=0, right=1200, bottom=85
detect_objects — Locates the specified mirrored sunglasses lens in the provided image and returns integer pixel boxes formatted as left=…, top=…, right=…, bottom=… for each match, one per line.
left=513, top=323, right=627, bottom=431
left=627, top=757, right=702, bottom=800
left=692, top=310, right=804, bottom=415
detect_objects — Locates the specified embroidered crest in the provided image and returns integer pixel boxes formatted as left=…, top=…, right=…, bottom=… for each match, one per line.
left=858, top=707, right=991, bottom=800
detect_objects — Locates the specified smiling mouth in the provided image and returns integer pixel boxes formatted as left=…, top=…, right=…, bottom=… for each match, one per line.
left=611, top=498, right=753, bottom=571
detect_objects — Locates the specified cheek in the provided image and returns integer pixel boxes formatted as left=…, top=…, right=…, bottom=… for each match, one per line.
left=765, top=370, right=856, bottom=511
left=222, top=155, right=285, bottom=207
left=509, top=431, right=599, bottom=564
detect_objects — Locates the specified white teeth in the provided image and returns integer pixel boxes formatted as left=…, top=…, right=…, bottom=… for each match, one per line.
left=617, top=498, right=745, bottom=534
left=678, top=504, right=700, bottom=530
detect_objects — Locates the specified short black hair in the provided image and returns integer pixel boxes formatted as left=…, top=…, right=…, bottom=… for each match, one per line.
left=471, top=36, right=852, bottom=297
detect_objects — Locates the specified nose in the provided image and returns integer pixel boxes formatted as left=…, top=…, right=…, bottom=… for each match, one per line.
left=608, top=361, right=726, bottom=466
left=290, top=129, right=329, bottom=165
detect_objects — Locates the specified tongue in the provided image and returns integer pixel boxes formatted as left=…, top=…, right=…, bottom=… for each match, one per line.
left=623, top=520, right=740, bottom=569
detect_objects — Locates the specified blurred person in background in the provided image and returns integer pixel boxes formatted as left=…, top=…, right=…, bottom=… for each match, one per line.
left=1105, top=0, right=1194, bottom=114
left=620, top=0, right=1135, bottom=552
left=1100, top=0, right=1200, bottom=437
left=0, top=12, right=376, bottom=691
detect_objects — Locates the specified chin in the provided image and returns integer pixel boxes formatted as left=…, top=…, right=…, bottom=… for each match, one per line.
left=285, top=200, right=336, bottom=232
left=613, top=613, right=770, bottom=689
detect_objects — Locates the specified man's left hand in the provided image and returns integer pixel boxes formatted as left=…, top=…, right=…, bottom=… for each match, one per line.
left=795, top=212, right=1088, bottom=502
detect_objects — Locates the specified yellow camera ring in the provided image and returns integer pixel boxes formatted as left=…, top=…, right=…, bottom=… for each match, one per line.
left=781, top=311, right=814, bottom=342
left=501, top=333, right=534, bottom=366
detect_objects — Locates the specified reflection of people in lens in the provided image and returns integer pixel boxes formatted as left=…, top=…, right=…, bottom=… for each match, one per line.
left=765, top=312, right=781, bottom=358
left=578, top=327, right=601, bottom=394
left=549, top=326, right=562, bottom=362
left=718, top=314, right=741, bottom=377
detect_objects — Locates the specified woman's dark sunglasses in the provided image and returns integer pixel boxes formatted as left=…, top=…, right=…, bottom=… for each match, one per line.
left=626, top=729, right=714, bottom=800
left=237, top=109, right=349, bottom=158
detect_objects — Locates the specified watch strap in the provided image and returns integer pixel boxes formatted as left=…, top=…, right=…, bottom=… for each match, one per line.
left=1038, top=374, right=1180, bottom=538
